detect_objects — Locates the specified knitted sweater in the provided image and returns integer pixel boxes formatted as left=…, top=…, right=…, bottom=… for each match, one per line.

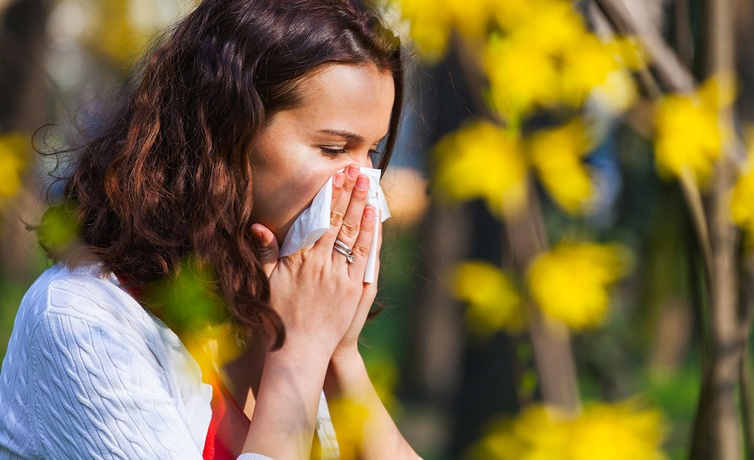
left=0, top=263, right=315, bottom=460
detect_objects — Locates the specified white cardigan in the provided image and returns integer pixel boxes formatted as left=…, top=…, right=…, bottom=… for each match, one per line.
left=0, top=263, right=336, bottom=460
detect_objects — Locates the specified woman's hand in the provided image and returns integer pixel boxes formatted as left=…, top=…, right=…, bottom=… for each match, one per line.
left=251, top=164, right=379, bottom=357
left=330, top=218, right=381, bottom=363
left=244, top=164, right=377, bottom=458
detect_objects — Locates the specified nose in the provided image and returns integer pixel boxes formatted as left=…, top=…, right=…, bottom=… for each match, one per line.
left=356, top=151, right=374, bottom=169
left=341, top=156, right=373, bottom=175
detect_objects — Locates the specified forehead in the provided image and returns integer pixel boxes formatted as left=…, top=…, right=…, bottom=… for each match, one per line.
left=278, top=64, right=395, bottom=138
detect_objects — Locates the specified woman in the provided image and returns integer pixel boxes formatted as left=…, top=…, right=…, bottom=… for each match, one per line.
left=0, top=0, right=420, bottom=458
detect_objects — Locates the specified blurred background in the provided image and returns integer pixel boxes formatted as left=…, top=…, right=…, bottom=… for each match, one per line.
left=3, top=0, right=754, bottom=459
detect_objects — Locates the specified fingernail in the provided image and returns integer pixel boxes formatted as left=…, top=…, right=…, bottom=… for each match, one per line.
left=356, top=175, right=369, bottom=190
left=347, top=165, right=359, bottom=180
left=333, top=173, right=345, bottom=188
left=251, top=228, right=264, bottom=241
left=364, top=207, right=375, bottom=220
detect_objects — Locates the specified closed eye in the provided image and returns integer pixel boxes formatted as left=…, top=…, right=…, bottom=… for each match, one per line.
left=320, top=147, right=347, bottom=156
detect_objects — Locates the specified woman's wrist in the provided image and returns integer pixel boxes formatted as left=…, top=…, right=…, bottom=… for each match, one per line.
left=243, top=338, right=332, bottom=458
left=324, top=348, right=369, bottom=398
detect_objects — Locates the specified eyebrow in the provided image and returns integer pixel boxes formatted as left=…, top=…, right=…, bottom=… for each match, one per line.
left=318, top=129, right=388, bottom=145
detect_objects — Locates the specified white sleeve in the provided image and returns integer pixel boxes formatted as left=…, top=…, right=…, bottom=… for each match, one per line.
left=28, top=310, right=206, bottom=460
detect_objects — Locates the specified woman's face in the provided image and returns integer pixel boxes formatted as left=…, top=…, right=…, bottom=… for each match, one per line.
left=249, top=64, right=395, bottom=244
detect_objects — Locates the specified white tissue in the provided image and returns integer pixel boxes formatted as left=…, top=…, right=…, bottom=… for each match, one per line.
left=279, top=168, right=391, bottom=283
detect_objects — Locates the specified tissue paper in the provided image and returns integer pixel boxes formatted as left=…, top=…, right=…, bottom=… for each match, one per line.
left=279, top=167, right=390, bottom=283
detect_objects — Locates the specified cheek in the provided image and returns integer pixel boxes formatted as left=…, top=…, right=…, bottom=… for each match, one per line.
left=251, top=153, right=337, bottom=236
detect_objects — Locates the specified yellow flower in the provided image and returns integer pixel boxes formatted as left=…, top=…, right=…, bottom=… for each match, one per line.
left=470, top=401, right=666, bottom=460
left=527, top=242, right=629, bottom=330
left=506, top=0, right=586, bottom=57
left=395, top=0, right=494, bottom=59
left=470, top=405, right=569, bottom=460
left=490, top=0, right=543, bottom=31
left=454, top=261, right=524, bottom=336
left=528, top=121, right=594, bottom=215
left=444, top=0, right=493, bottom=40
left=731, top=161, right=754, bottom=237
left=589, top=69, right=640, bottom=114
left=328, top=397, right=370, bottom=460
left=560, top=34, right=640, bottom=108
left=395, top=0, right=453, bottom=59
left=568, top=401, right=667, bottom=460
left=654, top=74, right=735, bottom=184
left=0, top=133, right=27, bottom=199
left=730, top=129, right=754, bottom=240
left=434, top=121, right=528, bottom=216
left=485, top=35, right=560, bottom=121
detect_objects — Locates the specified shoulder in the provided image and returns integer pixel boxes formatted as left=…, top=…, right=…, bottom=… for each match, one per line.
left=14, top=262, right=165, bottom=342
left=0, top=263, right=213, bottom=459
left=2, top=262, right=197, bottom=391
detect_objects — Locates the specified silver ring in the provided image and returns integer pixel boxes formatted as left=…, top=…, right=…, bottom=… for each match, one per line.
left=334, top=239, right=354, bottom=264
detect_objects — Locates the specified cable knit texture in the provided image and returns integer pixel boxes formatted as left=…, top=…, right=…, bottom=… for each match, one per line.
left=0, top=263, right=275, bottom=460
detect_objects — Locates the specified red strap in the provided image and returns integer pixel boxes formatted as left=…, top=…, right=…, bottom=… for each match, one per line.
left=202, top=374, right=226, bottom=459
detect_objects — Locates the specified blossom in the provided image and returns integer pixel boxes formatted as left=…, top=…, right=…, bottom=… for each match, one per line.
left=505, top=0, right=586, bottom=57
left=328, top=397, right=370, bottom=460
left=568, top=402, right=667, bottom=460
left=394, top=0, right=499, bottom=59
left=731, top=163, right=754, bottom=237
left=470, top=405, right=569, bottom=460
left=485, top=35, right=560, bottom=121
left=559, top=34, right=642, bottom=109
left=434, top=121, right=528, bottom=216
left=730, top=130, right=754, bottom=239
left=527, top=242, right=629, bottom=330
left=485, top=2, right=643, bottom=119
left=528, top=121, right=594, bottom=215
left=454, top=261, right=524, bottom=336
left=470, top=400, right=666, bottom=460
left=394, top=0, right=454, bottom=59
left=396, top=0, right=643, bottom=117
left=654, top=74, right=735, bottom=183
left=0, top=133, right=27, bottom=200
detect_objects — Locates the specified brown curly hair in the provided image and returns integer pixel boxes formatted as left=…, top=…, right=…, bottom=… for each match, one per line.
left=47, top=0, right=403, bottom=348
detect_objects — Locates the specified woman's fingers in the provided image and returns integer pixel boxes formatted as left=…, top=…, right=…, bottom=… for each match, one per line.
left=317, top=165, right=360, bottom=249
left=330, top=172, right=346, bottom=212
left=331, top=173, right=369, bottom=258
left=251, top=223, right=280, bottom=277
left=347, top=205, right=376, bottom=274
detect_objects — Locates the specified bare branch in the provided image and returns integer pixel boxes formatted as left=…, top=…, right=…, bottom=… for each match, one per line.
left=593, top=0, right=696, bottom=92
